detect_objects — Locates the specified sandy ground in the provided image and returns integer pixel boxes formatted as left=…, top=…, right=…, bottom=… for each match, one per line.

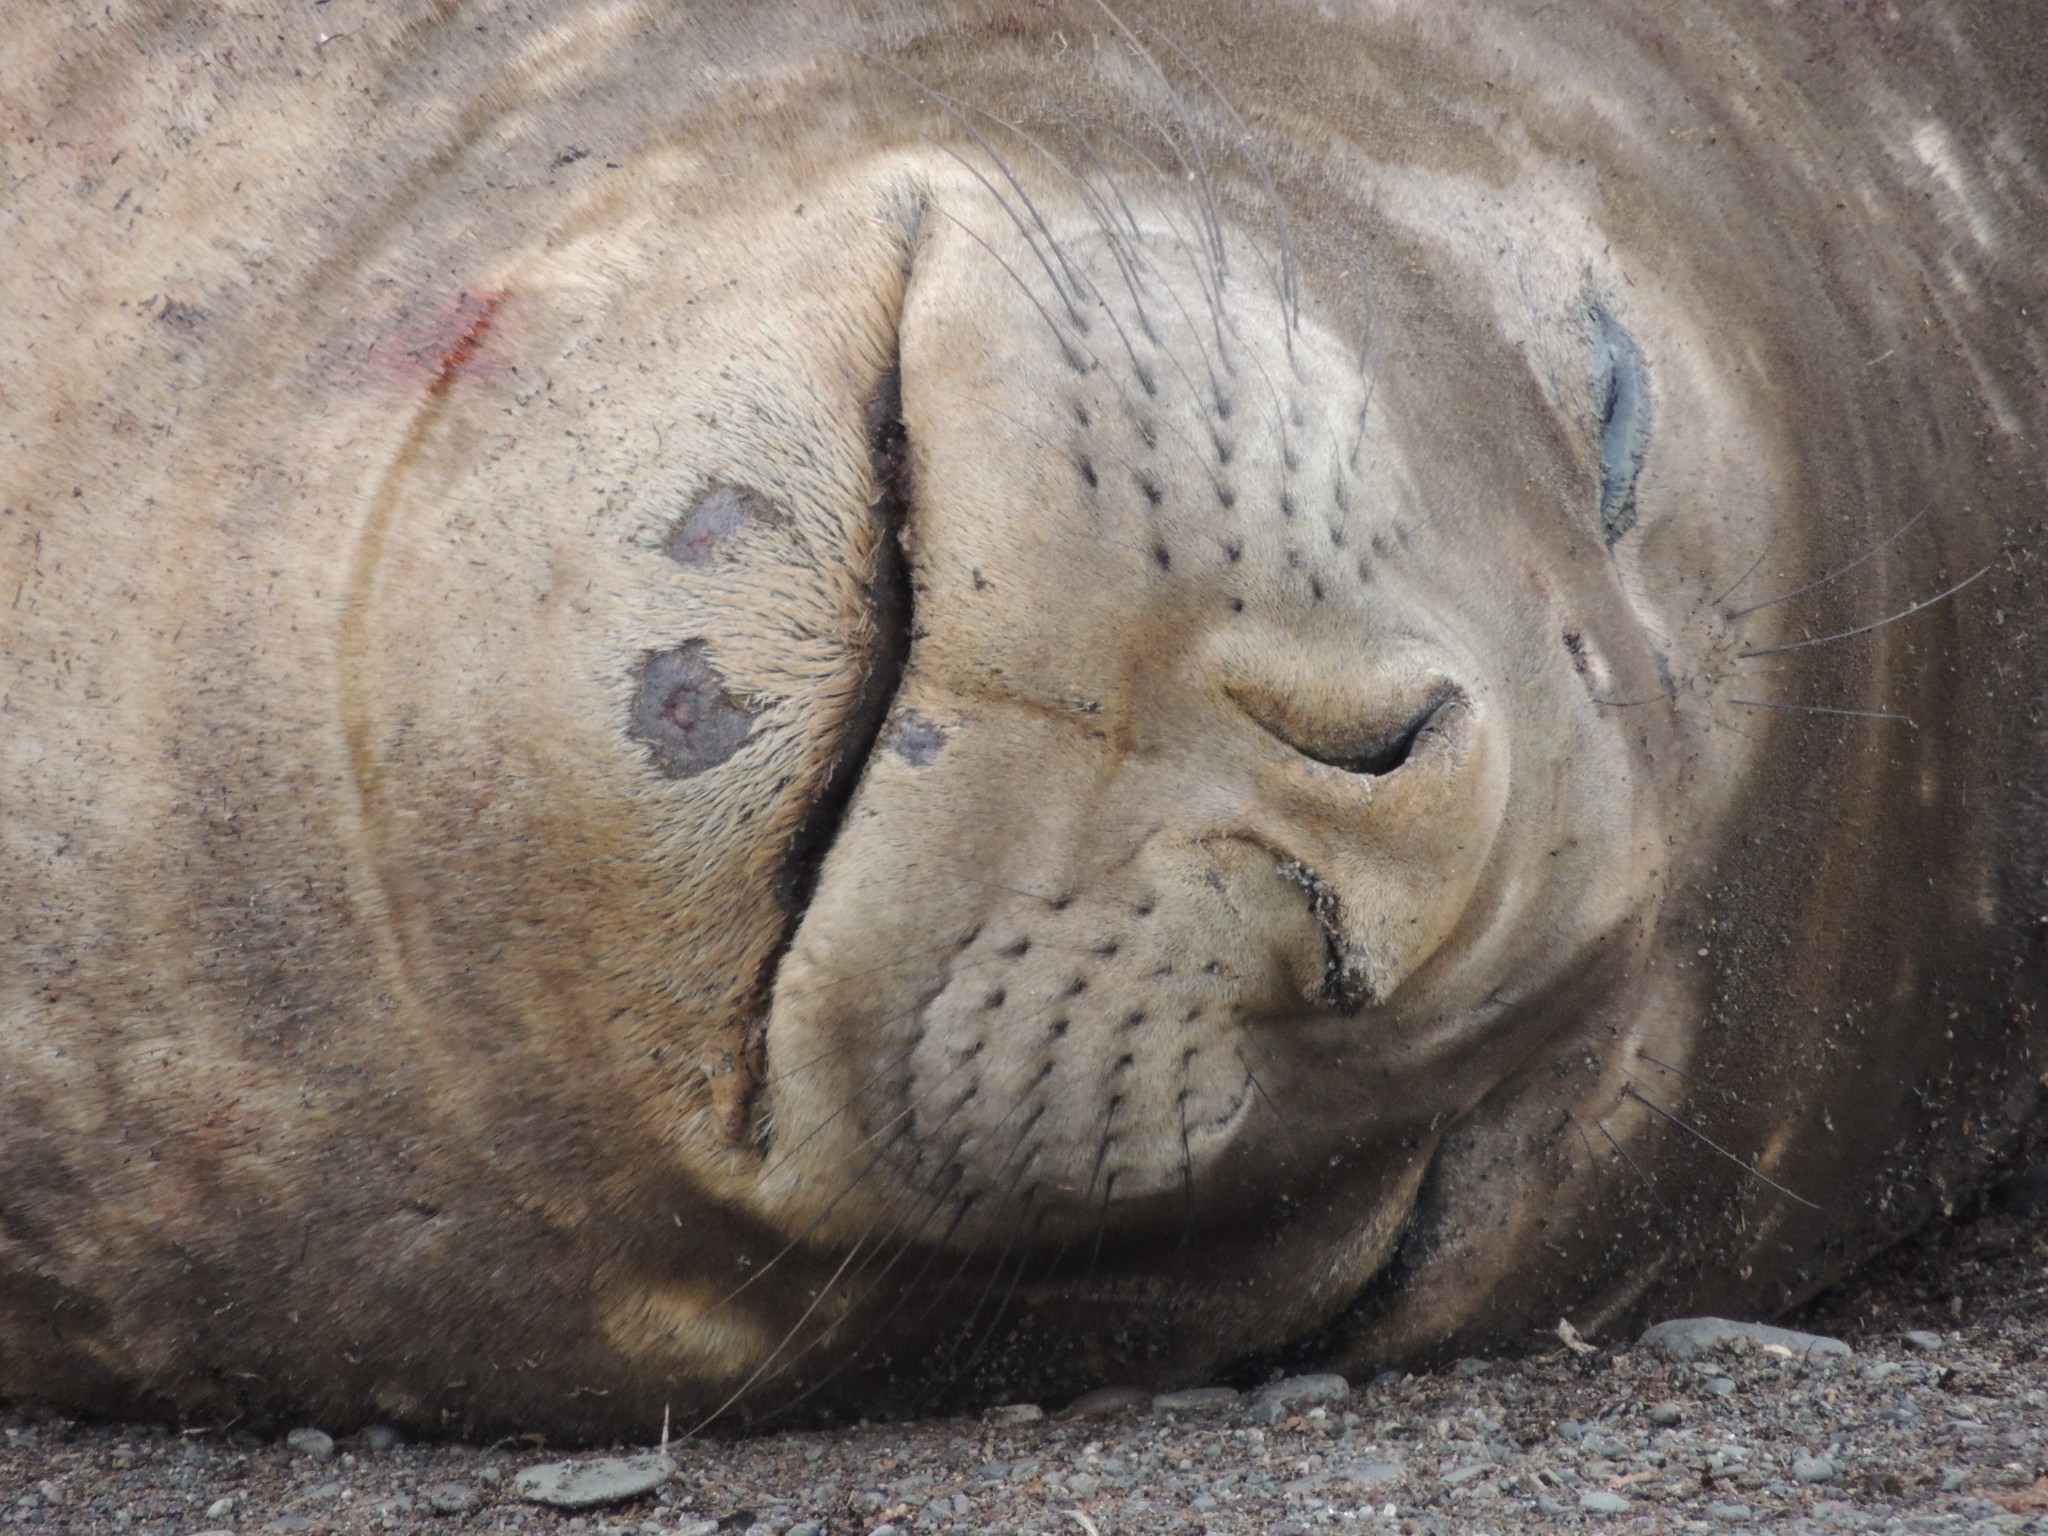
left=5, top=1185, right=2045, bottom=1536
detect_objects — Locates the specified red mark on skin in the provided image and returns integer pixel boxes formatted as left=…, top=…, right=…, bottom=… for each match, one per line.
left=418, top=290, right=506, bottom=397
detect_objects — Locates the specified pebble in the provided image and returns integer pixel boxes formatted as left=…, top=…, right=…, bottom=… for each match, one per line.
left=1580, top=1489, right=1632, bottom=1513
left=1792, top=1454, right=1838, bottom=1483
left=424, top=1481, right=482, bottom=1513
left=1647, top=1400, right=1684, bottom=1426
left=674, top=1521, right=719, bottom=1536
left=786, top=1524, right=823, bottom=1536
left=982, top=1403, right=1044, bottom=1425
left=513, top=1452, right=677, bottom=1510
left=1903, top=1328, right=1945, bottom=1351
left=358, top=1423, right=404, bottom=1452
left=283, top=1427, right=335, bottom=1460
left=1707, top=1501, right=1755, bottom=1520
left=1638, top=1316, right=1852, bottom=1361
left=205, top=1495, right=236, bottom=1518
left=1152, top=1386, right=1240, bottom=1412
left=1061, top=1384, right=1151, bottom=1418
left=1253, top=1372, right=1350, bottom=1409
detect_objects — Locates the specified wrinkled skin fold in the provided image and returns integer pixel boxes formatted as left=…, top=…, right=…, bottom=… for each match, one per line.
left=1, top=0, right=2044, bottom=1439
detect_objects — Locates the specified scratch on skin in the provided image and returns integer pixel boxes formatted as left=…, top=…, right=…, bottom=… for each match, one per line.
left=417, top=290, right=505, bottom=397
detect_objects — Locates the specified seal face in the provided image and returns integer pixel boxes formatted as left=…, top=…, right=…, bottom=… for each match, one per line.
left=1, top=0, right=2044, bottom=1437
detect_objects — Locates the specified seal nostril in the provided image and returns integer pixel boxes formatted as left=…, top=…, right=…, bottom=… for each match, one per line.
left=1238, top=683, right=1461, bottom=778
left=1331, top=694, right=1447, bottom=777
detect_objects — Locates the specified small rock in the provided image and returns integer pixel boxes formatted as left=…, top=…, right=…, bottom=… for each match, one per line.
left=1441, top=1462, right=1490, bottom=1486
left=1580, top=1489, right=1632, bottom=1513
left=205, top=1496, right=236, bottom=1519
left=1647, top=1401, right=1684, bottom=1426
left=1253, top=1372, right=1349, bottom=1409
left=513, top=1452, right=677, bottom=1510
left=1638, top=1317, right=1851, bottom=1362
left=786, top=1524, right=823, bottom=1536
left=1061, top=1384, right=1151, bottom=1418
left=477, top=1464, right=502, bottom=1484
left=1350, top=1459, right=1403, bottom=1487
left=1902, top=1329, right=1944, bottom=1352
left=1706, top=1376, right=1737, bottom=1396
left=1152, top=1387, right=1241, bottom=1412
left=358, top=1424, right=404, bottom=1452
left=1706, top=1501, right=1754, bottom=1521
left=1792, top=1455, right=1837, bottom=1484
left=284, top=1427, right=335, bottom=1460
left=1066, top=1473, right=1101, bottom=1497
left=674, top=1521, right=720, bottom=1536
left=982, top=1402, right=1044, bottom=1426
left=424, top=1482, right=482, bottom=1514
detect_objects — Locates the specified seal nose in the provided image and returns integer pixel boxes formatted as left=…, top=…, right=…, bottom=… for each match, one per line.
left=1211, top=652, right=1501, bottom=1010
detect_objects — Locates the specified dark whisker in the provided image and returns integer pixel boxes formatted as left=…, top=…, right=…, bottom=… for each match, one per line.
left=1131, top=10, right=1302, bottom=336
left=1730, top=697, right=1913, bottom=725
left=1622, top=1081, right=1820, bottom=1211
left=1726, top=508, right=1929, bottom=621
left=1735, top=564, right=1991, bottom=659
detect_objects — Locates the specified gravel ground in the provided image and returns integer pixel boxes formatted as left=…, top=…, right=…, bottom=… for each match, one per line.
left=6, top=1191, right=2045, bottom=1536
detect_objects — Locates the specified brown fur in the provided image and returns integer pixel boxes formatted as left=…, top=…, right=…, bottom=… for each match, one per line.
left=1, top=0, right=2044, bottom=1438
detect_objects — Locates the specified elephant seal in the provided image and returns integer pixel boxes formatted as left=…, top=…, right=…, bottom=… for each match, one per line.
left=2, top=0, right=2044, bottom=1438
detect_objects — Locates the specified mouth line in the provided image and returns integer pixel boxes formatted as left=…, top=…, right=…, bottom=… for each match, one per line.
left=732, top=366, right=917, bottom=1147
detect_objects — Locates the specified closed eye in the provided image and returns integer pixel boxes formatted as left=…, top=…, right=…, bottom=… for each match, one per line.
left=1591, top=301, right=1650, bottom=547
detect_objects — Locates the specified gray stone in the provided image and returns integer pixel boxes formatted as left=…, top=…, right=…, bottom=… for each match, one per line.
left=1903, top=1329, right=1945, bottom=1351
left=1253, top=1373, right=1350, bottom=1409
left=513, top=1452, right=677, bottom=1510
left=283, top=1426, right=335, bottom=1460
left=1793, top=1455, right=1837, bottom=1483
left=982, top=1403, right=1043, bottom=1426
left=1349, top=1459, right=1403, bottom=1487
left=1152, top=1387, right=1241, bottom=1412
left=1706, top=1376, right=1737, bottom=1396
left=1639, top=1317, right=1851, bottom=1362
left=1648, top=1401, right=1685, bottom=1426
left=1442, top=1462, right=1491, bottom=1486
left=1581, top=1489, right=1632, bottom=1513
left=205, top=1496, right=236, bottom=1519
left=674, top=1522, right=720, bottom=1536
left=786, top=1525, right=823, bottom=1536
left=1707, top=1502, right=1755, bottom=1521
left=424, top=1482, right=482, bottom=1514
left=358, top=1424, right=404, bottom=1452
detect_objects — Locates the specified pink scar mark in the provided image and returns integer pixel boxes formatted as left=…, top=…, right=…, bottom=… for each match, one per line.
left=409, top=289, right=507, bottom=397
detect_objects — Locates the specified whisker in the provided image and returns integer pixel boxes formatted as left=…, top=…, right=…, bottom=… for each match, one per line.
left=1735, top=564, right=1991, bottom=659
left=1130, top=9, right=1301, bottom=338
left=1709, top=533, right=1779, bottom=608
left=1636, top=1051, right=1760, bottom=1112
left=1622, top=1080, right=1820, bottom=1211
left=1726, top=508, right=1929, bottom=620
left=856, top=50, right=1094, bottom=316
left=1729, top=697, right=1913, bottom=725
